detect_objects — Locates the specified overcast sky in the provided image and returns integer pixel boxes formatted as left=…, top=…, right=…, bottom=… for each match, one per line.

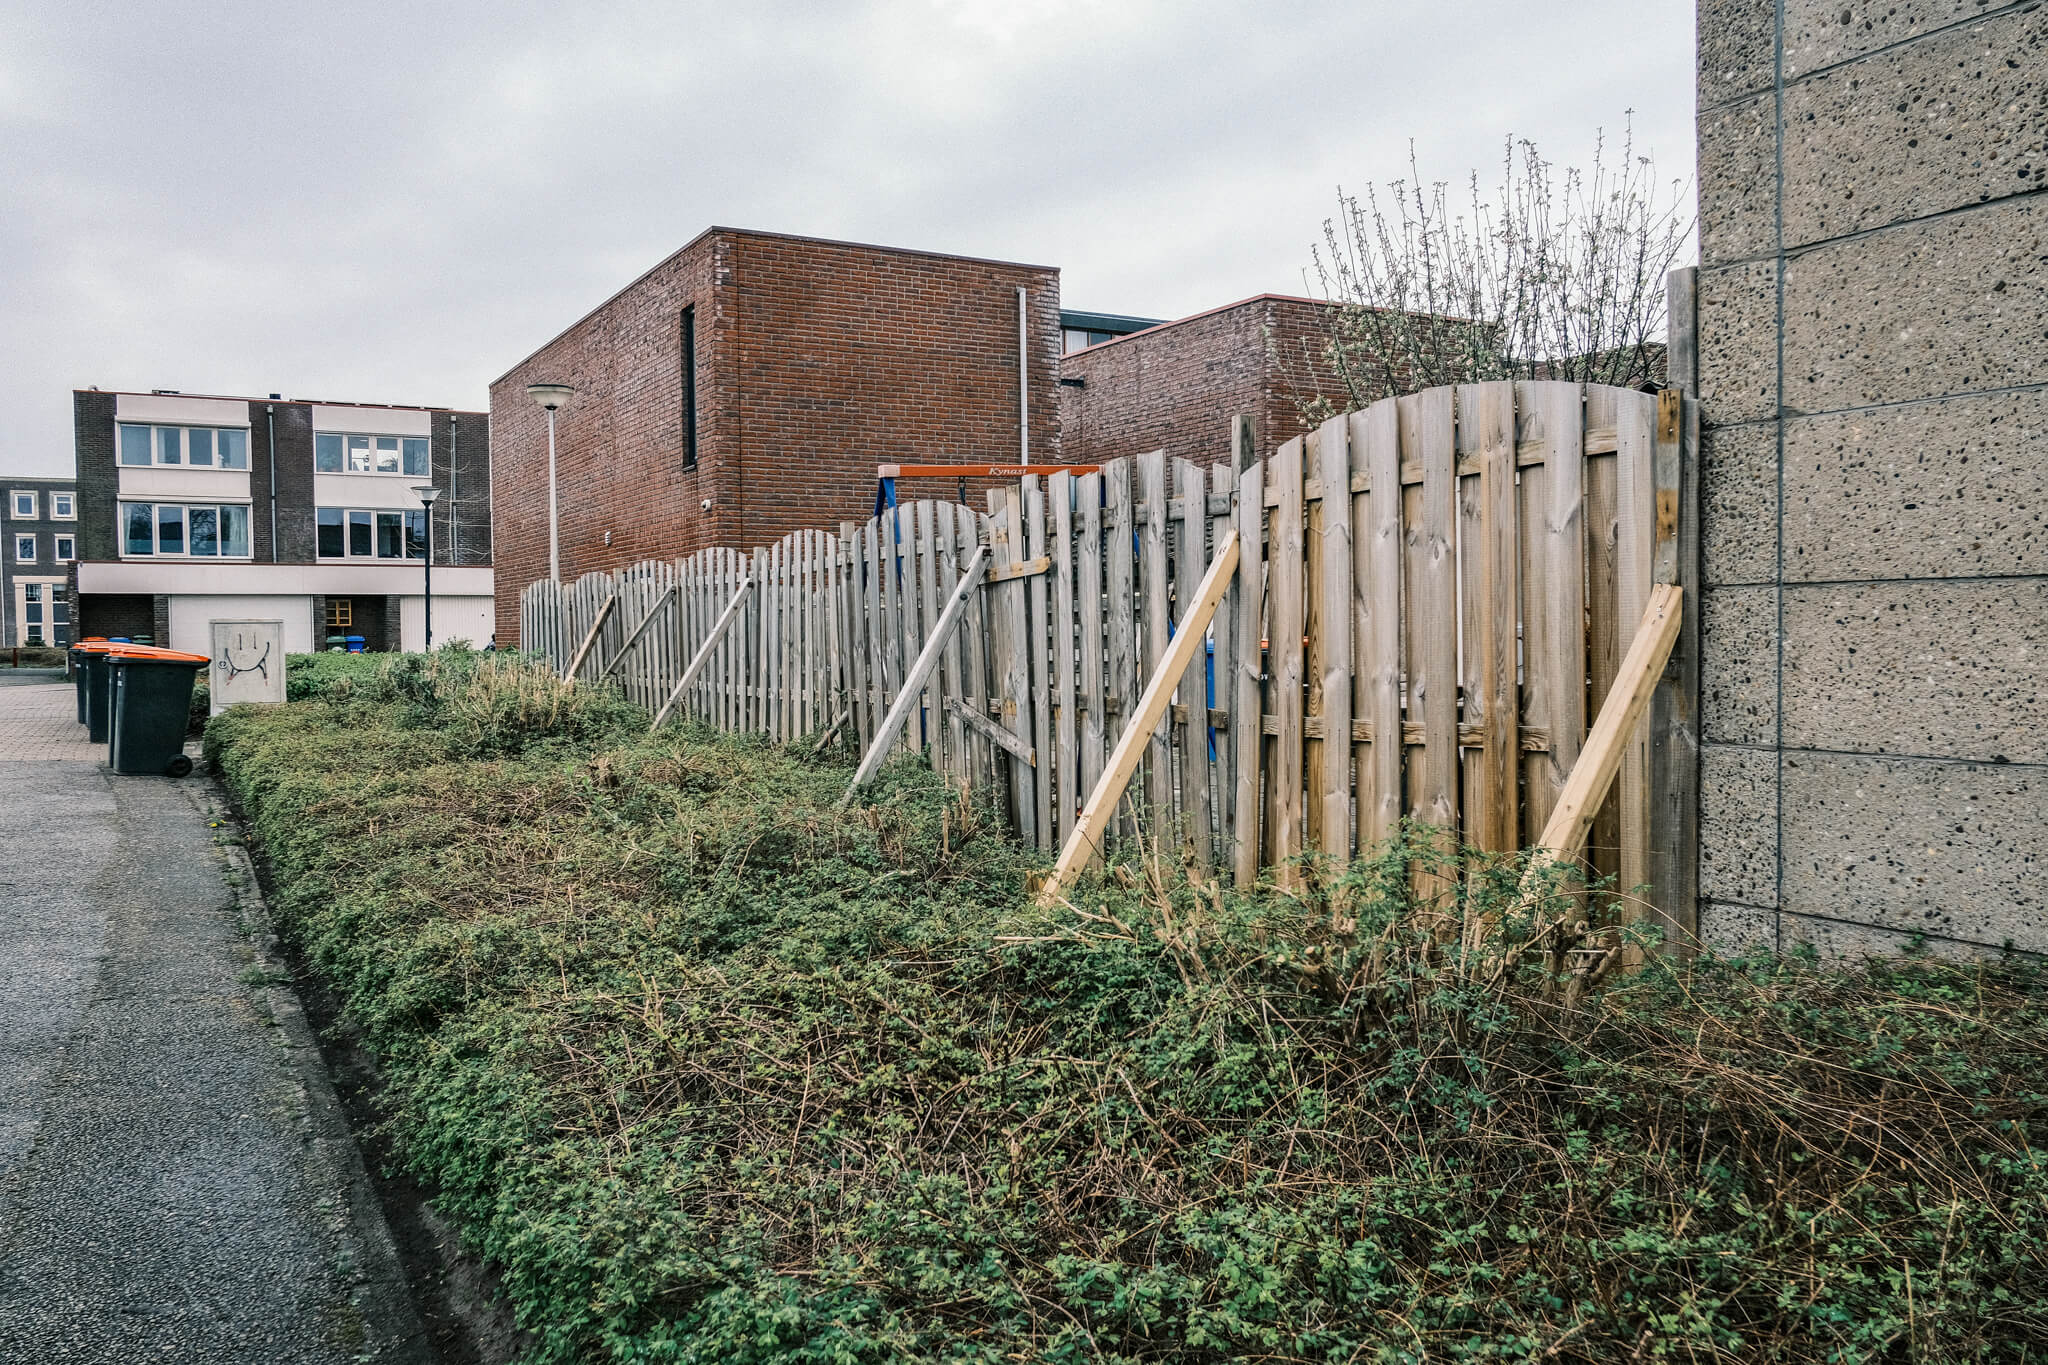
left=0, top=0, right=1696, bottom=477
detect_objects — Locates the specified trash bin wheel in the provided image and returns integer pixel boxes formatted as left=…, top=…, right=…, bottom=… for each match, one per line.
left=166, top=755, right=194, bottom=778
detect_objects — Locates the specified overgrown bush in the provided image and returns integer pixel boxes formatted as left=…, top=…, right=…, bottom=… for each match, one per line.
left=209, top=658, right=2048, bottom=1363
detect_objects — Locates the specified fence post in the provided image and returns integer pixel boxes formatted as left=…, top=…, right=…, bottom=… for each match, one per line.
left=1648, top=264, right=1702, bottom=956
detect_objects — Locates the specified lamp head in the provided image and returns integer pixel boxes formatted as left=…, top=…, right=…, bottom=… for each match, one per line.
left=412, top=485, right=444, bottom=506
left=526, top=382, right=575, bottom=411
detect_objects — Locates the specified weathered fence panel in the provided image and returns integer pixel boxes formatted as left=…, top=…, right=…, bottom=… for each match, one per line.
left=518, top=382, right=1684, bottom=933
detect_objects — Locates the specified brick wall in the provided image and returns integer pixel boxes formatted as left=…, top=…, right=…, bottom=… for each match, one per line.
left=73, top=391, right=118, bottom=561
left=1693, top=0, right=2047, bottom=957
left=489, top=228, right=1061, bottom=643
left=1058, top=296, right=1351, bottom=468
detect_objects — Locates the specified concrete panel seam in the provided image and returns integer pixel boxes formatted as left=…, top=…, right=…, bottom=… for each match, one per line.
left=1701, top=572, right=2048, bottom=592
left=1702, top=185, right=2048, bottom=271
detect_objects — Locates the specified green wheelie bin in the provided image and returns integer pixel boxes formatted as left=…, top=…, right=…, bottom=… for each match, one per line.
left=106, top=647, right=210, bottom=777
left=69, top=637, right=110, bottom=725
left=81, top=645, right=124, bottom=743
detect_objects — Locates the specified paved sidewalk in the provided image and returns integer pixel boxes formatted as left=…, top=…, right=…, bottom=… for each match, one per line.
left=0, top=684, right=100, bottom=761
left=0, top=685, right=425, bottom=1361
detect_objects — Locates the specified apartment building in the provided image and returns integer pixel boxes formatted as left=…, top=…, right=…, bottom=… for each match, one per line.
left=71, top=389, right=493, bottom=654
left=489, top=227, right=1062, bottom=643
left=3, top=476, right=79, bottom=646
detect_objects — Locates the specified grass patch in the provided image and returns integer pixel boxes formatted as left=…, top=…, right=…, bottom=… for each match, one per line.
left=210, top=652, right=2048, bottom=1363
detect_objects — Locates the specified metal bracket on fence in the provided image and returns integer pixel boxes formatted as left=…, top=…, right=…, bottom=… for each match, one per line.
left=840, top=545, right=991, bottom=805
left=649, top=577, right=753, bottom=732
left=597, top=586, right=677, bottom=682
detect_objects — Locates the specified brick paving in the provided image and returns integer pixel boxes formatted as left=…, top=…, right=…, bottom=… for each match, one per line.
left=0, top=682, right=102, bottom=762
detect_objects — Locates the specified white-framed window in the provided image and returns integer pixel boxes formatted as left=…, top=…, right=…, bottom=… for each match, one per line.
left=116, top=423, right=250, bottom=469
left=51, top=492, right=75, bottom=520
left=119, top=501, right=252, bottom=558
left=316, top=506, right=426, bottom=560
left=12, top=534, right=33, bottom=562
left=314, top=431, right=429, bottom=476
left=9, top=490, right=35, bottom=519
left=54, top=534, right=75, bottom=561
left=14, top=582, right=67, bottom=648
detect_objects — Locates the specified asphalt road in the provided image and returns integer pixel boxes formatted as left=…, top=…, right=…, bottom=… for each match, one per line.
left=0, top=684, right=424, bottom=1362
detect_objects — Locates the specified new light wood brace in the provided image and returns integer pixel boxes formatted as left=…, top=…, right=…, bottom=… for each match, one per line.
left=1038, top=531, right=1240, bottom=906
left=650, top=577, right=754, bottom=731
left=841, top=545, right=991, bottom=804
left=1522, top=583, right=1684, bottom=890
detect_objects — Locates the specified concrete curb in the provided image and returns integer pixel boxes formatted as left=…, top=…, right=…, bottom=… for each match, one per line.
left=186, top=773, right=434, bottom=1364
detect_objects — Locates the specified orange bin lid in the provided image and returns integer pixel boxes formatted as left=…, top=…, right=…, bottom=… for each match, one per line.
left=73, top=640, right=122, bottom=654
left=106, top=645, right=211, bottom=665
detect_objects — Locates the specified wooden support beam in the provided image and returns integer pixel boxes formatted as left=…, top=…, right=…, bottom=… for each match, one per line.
left=948, top=697, right=1035, bottom=767
left=841, top=546, right=991, bottom=803
left=1038, top=531, right=1240, bottom=906
left=650, top=577, right=753, bottom=731
left=561, top=593, right=617, bottom=681
left=597, top=586, right=676, bottom=681
left=1524, top=584, right=1684, bottom=878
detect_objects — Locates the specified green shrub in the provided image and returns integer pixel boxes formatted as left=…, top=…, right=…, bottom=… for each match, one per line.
left=210, top=662, right=2048, bottom=1363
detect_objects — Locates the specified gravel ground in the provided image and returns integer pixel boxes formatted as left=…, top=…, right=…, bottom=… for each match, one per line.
left=0, top=684, right=426, bottom=1363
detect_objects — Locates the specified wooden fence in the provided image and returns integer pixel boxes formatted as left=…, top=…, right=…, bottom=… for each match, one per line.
left=522, top=380, right=1696, bottom=934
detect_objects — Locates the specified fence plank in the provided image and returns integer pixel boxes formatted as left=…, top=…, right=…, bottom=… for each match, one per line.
left=1023, top=480, right=1055, bottom=848
left=1265, top=437, right=1305, bottom=881
left=1231, top=459, right=1265, bottom=886
left=1615, top=388, right=1656, bottom=939
left=1076, top=472, right=1106, bottom=819
left=1356, top=400, right=1403, bottom=850
left=1104, top=460, right=1138, bottom=849
left=1522, top=380, right=1587, bottom=844
left=1174, top=457, right=1213, bottom=870
left=1051, top=471, right=1080, bottom=836
left=1210, top=461, right=1238, bottom=859
left=1313, top=415, right=1353, bottom=857
left=1136, top=452, right=1172, bottom=847
left=1584, top=387, right=1624, bottom=899
left=989, top=488, right=1037, bottom=846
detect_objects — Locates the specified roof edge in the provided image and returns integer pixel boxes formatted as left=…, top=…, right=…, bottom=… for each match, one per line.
left=1061, top=293, right=1334, bottom=357
left=490, top=226, right=1062, bottom=387
left=72, top=388, right=485, bottom=415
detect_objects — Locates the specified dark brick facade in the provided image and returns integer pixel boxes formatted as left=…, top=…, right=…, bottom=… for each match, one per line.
left=1058, top=295, right=1353, bottom=469
left=489, top=228, right=1062, bottom=643
left=436, top=410, right=493, bottom=566
left=73, top=391, right=118, bottom=561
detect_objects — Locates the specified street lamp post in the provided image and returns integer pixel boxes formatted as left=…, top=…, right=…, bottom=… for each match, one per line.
left=525, top=383, right=575, bottom=584
left=413, top=485, right=443, bottom=651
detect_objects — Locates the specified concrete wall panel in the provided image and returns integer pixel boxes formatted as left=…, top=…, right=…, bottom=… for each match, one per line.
left=1783, top=196, right=2048, bottom=412
left=1783, top=0, right=2031, bottom=79
left=1701, top=585, right=1779, bottom=745
left=1699, top=743, right=1780, bottom=906
left=1781, top=578, right=2048, bottom=762
left=1700, top=421, right=1779, bottom=584
left=1780, top=751, right=2046, bottom=949
left=1698, top=91, right=1779, bottom=265
left=1699, top=0, right=1779, bottom=106
left=1782, top=388, right=2048, bottom=580
left=1782, top=7, right=2047, bottom=244
left=1698, top=262, right=1782, bottom=424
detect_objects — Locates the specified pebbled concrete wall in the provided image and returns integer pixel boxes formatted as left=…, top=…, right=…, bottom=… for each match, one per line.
left=1694, top=0, right=2046, bottom=956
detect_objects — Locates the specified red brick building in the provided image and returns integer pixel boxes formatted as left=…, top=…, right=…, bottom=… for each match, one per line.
left=1057, top=294, right=1351, bottom=468
left=489, top=228, right=1062, bottom=642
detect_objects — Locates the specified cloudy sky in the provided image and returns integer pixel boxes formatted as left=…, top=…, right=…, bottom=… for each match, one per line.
left=0, top=0, right=1696, bottom=477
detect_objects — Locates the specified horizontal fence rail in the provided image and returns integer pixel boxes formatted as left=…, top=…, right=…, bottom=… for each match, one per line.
left=521, top=381, right=1690, bottom=933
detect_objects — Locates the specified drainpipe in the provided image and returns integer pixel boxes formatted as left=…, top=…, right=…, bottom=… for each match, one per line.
left=1016, top=286, right=1029, bottom=463
left=448, top=412, right=459, bottom=564
left=266, top=404, right=278, bottom=562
